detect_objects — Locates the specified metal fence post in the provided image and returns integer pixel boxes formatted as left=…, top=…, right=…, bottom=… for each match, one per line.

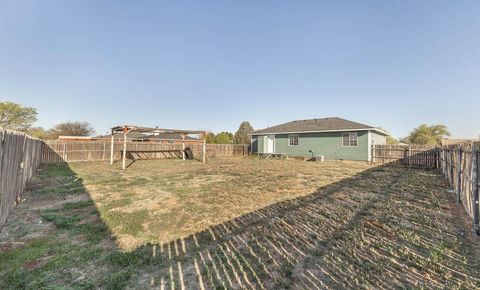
left=457, top=147, right=462, bottom=204
left=472, top=145, right=479, bottom=235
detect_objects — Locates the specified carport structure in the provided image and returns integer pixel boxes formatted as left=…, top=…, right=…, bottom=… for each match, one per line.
left=110, top=125, right=206, bottom=169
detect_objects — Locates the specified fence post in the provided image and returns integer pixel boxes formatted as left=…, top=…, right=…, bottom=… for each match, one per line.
left=371, top=145, right=375, bottom=165
left=472, top=145, right=479, bottom=235
left=404, top=147, right=408, bottom=167
left=63, top=143, right=67, bottom=162
left=450, top=149, right=455, bottom=190
left=103, top=143, right=106, bottom=160
left=457, top=147, right=462, bottom=204
left=443, top=149, right=447, bottom=177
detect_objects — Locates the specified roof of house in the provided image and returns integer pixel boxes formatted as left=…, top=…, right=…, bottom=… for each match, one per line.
left=98, top=132, right=201, bottom=141
left=441, top=138, right=480, bottom=146
left=111, top=125, right=203, bottom=135
left=58, top=136, right=95, bottom=140
left=251, top=117, right=388, bottom=135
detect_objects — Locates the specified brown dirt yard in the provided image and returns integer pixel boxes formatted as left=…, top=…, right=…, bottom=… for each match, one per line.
left=1, top=157, right=480, bottom=289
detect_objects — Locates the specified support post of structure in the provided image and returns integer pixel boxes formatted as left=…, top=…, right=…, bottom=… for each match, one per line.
left=110, top=132, right=114, bottom=165
left=182, top=134, right=185, bottom=161
left=202, top=132, right=206, bottom=163
left=122, top=128, right=128, bottom=170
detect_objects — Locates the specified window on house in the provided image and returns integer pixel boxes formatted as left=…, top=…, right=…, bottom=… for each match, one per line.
left=342, top=132, right=358, bottom=147
left=289, top=134, right=299, bottom=146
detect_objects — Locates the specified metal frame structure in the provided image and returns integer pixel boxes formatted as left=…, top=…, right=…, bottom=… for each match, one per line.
left=110, top=125, right=206, bottom=169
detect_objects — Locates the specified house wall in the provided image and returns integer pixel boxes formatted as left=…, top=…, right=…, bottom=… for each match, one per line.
left=256, top=136, right=264, bottom=154
left=251, top=136, right=258, bottom=153
left=254, top=131, right=371, bottom=161
left=370, top=132, right=387, bottom=146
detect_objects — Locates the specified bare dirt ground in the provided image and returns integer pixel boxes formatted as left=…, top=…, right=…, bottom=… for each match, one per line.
left=1, top=157, right=479, bottom=289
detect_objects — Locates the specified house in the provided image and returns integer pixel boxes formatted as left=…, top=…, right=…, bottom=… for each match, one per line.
left=99, top=132, right=203, bottom=144
left=59, top=132, right=202, bottom=144
left=250, top=117, right=389, bottom=161
left=57, top=136, right=96, bottom=141
left=441, top=138, right=480, bottom=146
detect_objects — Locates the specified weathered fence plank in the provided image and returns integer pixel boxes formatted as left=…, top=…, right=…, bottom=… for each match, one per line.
left=41, top=141, right=249, bottom=163
left=0, top=129, right=44, bottom=230
left=372, top=145, right=439, bottom=169
left=472, top=145, right=479, bottom=235
left=441, top=142, right=480, bottom=234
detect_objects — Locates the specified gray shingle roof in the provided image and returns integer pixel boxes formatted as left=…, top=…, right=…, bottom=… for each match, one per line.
left=252, top=117, right=382, bottom=135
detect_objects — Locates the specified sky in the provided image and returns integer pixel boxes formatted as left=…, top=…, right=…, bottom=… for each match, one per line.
left=1, top=0, right=479, bottom=138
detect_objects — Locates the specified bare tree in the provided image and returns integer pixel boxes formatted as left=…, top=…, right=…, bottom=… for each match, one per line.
left=50, top=121, right=95, bottom=138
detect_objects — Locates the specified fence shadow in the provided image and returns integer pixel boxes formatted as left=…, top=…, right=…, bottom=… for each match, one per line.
left=2, top=159, right=480, bottom=289
left=127, top=163, right=479, bottom=289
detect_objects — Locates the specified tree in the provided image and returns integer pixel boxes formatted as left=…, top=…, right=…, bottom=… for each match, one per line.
left=233, top=121, right=254, bottom=144
left=386, top=136, right=399, bottom=145
left=0, top=101, right=38, bottom=130
left=50, top=121, right=95, bottom=138
left=215, top=132, right=232, bottom=144
left=407, top=124, right=450, bottom=145
left=205, top=132, right=216, bottom=144
left=27, top=127, right=53, bottom=139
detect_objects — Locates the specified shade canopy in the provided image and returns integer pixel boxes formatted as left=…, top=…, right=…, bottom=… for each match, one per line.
left=110, top=125, right=207, bottom=169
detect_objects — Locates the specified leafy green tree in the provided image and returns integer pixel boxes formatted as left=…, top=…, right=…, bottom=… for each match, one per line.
left=50, top=121, right=95, bottom=138
left=205, top=132, right=216, bottom=144
left=233, top=121, right=254, bottom=144
left=27, top=127, right=53, bottom=139
left=407, top=124, right=450, bottom=145
left=0, top=101, right=38, bottom=130
left=215, top=132, right=232, bottom=144
left=386, top=136, right=399, bottom=145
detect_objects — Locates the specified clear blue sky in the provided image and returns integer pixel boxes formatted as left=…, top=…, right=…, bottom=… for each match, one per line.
left=1, top=0, right=479, bottom=138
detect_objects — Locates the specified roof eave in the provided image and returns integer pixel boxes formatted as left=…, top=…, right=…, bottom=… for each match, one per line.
left=250, top=128, right=390, bottom=136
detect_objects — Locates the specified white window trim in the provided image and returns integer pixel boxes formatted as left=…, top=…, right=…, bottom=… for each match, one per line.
left=288, top=134, right=299, bottom=146
left=342, top=132, right=358, bottom=147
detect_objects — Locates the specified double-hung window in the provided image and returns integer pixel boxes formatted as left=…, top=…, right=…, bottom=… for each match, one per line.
left=289, top=134, right=299, bottom=146
left=342, top=132, right=358, bottom=147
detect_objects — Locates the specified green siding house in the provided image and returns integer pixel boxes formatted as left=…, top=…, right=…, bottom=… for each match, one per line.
left=251, top=117, right=388, bottom=161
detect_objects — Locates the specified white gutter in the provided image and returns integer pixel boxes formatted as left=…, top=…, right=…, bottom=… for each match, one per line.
left=250, top=127, right=390, bottom=136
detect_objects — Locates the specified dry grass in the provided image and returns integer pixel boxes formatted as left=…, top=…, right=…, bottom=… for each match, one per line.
left=1, top=157, right=480, bottom=289
left=71, top=158, right=372, bottom=250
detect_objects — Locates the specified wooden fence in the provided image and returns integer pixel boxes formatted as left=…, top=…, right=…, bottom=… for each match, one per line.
left=0, top=130, right=43, bottom=229
left=372, top=145, right=440, bottom=169
left=440, top=142, right=480, bottom=235
left=373, top=143, right=480, bottom=235
left=41, top=141, right=249, bottom=163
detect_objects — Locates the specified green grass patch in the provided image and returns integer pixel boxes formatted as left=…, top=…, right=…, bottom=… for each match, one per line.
left=41, top=212, right=82, bottom=229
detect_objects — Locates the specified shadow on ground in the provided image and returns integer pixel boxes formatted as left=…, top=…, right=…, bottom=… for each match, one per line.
left=1, top=160, right=480, bottom=289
